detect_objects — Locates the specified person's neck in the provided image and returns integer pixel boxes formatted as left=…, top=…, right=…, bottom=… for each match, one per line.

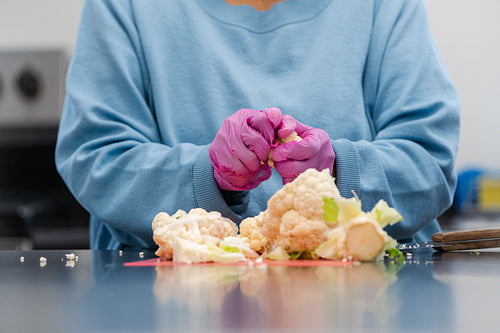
left=224, top=0, right=285, bottom=11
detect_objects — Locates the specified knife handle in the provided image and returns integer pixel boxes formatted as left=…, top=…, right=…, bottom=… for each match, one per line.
left=431, top=228, right=500, bottom=243
left=437, top=239, right=500, bottom=251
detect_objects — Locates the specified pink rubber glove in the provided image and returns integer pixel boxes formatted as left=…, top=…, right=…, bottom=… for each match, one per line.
left=209, top=108, right=282, bottom=191
left=272, top=114, right=335, bottom=184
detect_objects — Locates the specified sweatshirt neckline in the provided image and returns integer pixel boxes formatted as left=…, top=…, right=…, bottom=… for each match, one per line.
left=194, top=0, right=332, bottom=33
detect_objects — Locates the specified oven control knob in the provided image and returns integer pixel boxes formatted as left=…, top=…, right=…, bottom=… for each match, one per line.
left=16, top=69, right=41, bottom=100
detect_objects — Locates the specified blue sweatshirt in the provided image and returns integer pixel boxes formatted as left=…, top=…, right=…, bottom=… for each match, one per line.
left=55, top=0, right=460, bottom=249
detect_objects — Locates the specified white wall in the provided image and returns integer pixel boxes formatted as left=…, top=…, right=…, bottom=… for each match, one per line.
left=0, top=0, right=498, bottom=171
left=425, top=0, right=500, bottom=171
left=0, top=0, right=83, bottom=56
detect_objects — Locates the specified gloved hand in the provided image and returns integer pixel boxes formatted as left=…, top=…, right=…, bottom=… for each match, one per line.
left=272, top=114, right=335, bottom=184
left=209, top=108, right=282, bottom=191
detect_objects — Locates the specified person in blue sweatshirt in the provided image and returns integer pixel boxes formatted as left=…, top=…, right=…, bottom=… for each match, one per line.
left=55, top=0, right=460, bottom=250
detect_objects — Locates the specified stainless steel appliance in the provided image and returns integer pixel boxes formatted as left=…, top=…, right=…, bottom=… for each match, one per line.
left=0, top=49, right=89, bottom=249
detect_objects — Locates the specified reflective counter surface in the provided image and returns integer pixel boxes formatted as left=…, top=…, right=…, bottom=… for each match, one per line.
left=1, top=249, right=499, bottom=333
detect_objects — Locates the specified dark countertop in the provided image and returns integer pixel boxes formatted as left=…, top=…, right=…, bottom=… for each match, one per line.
left=1, top=249, right=499, bottom=333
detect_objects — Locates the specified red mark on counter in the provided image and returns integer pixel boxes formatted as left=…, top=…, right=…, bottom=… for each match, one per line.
left=124, top=258, right=356, bottom=267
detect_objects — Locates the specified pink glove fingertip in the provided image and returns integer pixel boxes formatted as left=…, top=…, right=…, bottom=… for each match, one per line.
left=264, top=107, right=283, bottom=128
left=277, top=114, right=298, bottom=139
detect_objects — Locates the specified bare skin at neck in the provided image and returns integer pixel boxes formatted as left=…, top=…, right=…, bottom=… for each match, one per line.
left=225, top=0, right=285, bottom=11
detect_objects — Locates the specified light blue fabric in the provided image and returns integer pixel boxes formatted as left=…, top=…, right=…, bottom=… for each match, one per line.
left=55, top=0, right=460, bottom=249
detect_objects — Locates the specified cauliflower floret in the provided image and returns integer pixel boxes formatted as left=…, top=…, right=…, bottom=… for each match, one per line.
left=279, top=210, right=329, bottom=251
left=239, top=212, right=268, bottom=253
left=260, top=168, right=340, bottom=252
left=190, top=208, right=239, bottom=237
left=152, top=208, right=238, bottom=259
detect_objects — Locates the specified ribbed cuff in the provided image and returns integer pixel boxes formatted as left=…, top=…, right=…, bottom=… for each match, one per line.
left=192, top=146, right=240, bottom=222
left=331, top=139, right=361, bottom=199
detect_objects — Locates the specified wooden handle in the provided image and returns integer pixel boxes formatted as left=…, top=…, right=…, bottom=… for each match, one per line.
left=436, top=239, right=500, bottom=251
left=432, top=228, right=500, bottom=243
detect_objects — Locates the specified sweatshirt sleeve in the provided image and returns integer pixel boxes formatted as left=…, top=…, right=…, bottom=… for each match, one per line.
left=55, top=0, right=238, bottom=247
left=333, top=0, right=460, bottom=240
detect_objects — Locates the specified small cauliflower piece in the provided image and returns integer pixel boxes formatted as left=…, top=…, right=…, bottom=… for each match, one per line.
left=315, top=214, right=385, bottom=261
left=345, top=221, right=385, bottom=261
left=173, top=237, right=246, bottom=264
left=314, top=228, right=345, bottom=260
left=220, top=236, right=260, bottom=259
left=368, top=199, right=403, bottom=228
left=239, top=212, right=268, bottom=253
left=173, top=237, right=212, bottom=264
left=267, top=131, right=303, bottom=168
left=265, top=246, right=290, bottom=261
left=152, top=208, right=238, bottom=259
left=316, top=196, right=402, bottom=261
left=337, top=197, right=363, bottom=223
left=280, top=131, right=302, bottom=144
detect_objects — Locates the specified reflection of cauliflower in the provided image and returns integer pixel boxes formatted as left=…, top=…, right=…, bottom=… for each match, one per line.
left=152, top=208, right=238, bottom=259
left=154, top=265, right=241, bottom=311
left=314, top=262, right=401, bottom=321
left=240, top=168, right=340, bottom=253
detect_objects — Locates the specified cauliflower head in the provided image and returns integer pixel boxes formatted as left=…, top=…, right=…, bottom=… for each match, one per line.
left=152, top=208, right=238, bottom=259
left=242, top=168, right=341, bottom=253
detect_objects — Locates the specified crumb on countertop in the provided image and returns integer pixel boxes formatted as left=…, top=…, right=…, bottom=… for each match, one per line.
left=39, top=257, right=47, bottom=267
